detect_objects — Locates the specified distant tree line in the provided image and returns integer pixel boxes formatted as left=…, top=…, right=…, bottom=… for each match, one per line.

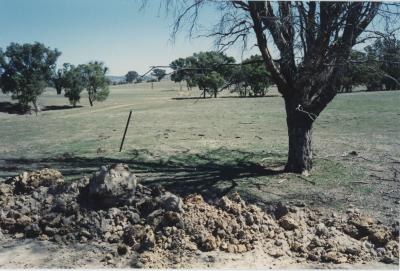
left=122, top=69, right=167, bottom=85
left=0, top=42, right=110, bottom=114
left=339, top=37, right=400, bottom=93
left=53, top=61, right=110, bottom=107
left=169, top=51, right=272, bottom=98
left=119, top=69, right=166, bottom=85
left=168, top=40, right=399, bottom=99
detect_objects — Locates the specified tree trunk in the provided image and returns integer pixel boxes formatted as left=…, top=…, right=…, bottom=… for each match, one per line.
left=214, top=89, right=217, bottom=98
left=88, top=95, right=93, bottom=107
left=284, top=99, right=314, bottom=174
left=32, top=100, right=39, bottom=116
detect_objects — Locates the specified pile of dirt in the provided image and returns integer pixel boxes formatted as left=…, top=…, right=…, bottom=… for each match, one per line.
left=0, top=164, right=398, bottom=267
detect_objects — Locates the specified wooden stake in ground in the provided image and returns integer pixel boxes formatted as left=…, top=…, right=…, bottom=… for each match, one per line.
left=119, top=110, right=132, bottom=152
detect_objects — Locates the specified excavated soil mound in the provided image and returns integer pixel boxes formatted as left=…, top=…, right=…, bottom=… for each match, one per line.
left=0, top=165, right=398, bottom=267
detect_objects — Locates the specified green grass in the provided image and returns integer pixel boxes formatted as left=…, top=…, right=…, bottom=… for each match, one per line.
left=0, top=81, right=399, bottom=222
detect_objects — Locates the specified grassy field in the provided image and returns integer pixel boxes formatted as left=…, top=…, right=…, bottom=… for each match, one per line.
left=0, top=81, right=399, bottom=223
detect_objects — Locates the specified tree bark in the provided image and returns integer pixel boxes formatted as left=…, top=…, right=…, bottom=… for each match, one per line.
left=284, top=99, right=314, bottom=173
left=32, top=100, right=39, bottom=116
left=89, top=96, right=93, bottom=106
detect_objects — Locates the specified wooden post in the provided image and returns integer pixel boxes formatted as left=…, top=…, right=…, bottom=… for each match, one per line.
left=119, top=110, right=132, bottom=152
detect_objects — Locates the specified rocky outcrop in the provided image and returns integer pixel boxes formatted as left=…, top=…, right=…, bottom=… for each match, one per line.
left=87, top=164, right=137, bottom=208
left=0, top=165, right=398, bottom=267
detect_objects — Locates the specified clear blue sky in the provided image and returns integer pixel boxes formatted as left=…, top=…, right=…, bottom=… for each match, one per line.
left=0, top=0, right=255, bottom=75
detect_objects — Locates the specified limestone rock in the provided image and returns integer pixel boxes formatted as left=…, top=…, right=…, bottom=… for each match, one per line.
left=200, top=235, right=217, bottom=251
left=86, top=164, right=137, bottom=208
left=160, top=192, right=183, bottom=213
left=0, top=183, right=12, bottom=196
left=6, top=168, right=64, bottom=193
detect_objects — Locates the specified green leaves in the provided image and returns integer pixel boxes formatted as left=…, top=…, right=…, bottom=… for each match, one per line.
left=151, top=68, right=166, bottom=81
left=79, top=61, right=110, bottom=106
left=0, top=42, right=60, bottom=112
left=51, top=61, right=110, bottom=107
left=240, top=55, right=272, bottom=96
left=197, top=71, right=225, bottom=93
left=343, top=38, right=400, bottom=92
left=170, top=51, right=236, bottom=97
left=125, top=71, right=139, bottom=83
left=61, top=64, right=85, bottom=107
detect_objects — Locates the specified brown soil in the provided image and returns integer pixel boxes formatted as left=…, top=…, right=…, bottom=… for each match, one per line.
left=0, top=166, right=399, bottom=268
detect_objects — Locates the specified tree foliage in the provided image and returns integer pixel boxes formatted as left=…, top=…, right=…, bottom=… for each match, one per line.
left=339, top=38, right=400, bottom=92
left=170, top=1, right=399, bottom=173
left=170, top=57, right=197, bottom=90
left=0, top=42, right=60, bottom=113
left=197, top=71, right=225, bottom=98
left=151, top=68, right=167, bottom=81
left=125, top=70, right=139, bottom=83
left=230, top=55, right=272, bottom=97
left=80, top=61, right=110, bottom=106
left=170, top=51, right=235, bottom=97
left=52, top=68, right=65, bottom=95
left=61, top=64, right=86, bottom=107
left=365, top=38, right=400, bottom=91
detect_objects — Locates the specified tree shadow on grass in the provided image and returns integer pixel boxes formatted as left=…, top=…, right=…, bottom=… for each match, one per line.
left=0, top=102, right=27, bottom=115
left=0, top=148, right=285, bottom=201
left=42, top=105, right=83, bottom=111
left=0, top=102, right=82, bottom=115
left=171, top=95, right=280, bottom=101
left=219, top=95, right=280, bottom=99
left=171, top=97, right=212, bottom=100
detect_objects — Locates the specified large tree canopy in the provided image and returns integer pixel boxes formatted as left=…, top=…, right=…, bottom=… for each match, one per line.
left=125, top=70, right=139, bottom=83
left=151, top=68, right=167, bottom=81
left=0, top=42, right=60, bottom=113
left=170, top=1, right=400, bottom=173
left=366, top=37, right=400, bottom=90
left=80, top=61, right=110, bottom=106
left=61, top=63, right=86, bottom=107
left=230, top=55, right=272, bottom=97
left=170, top=51, right=236, bottom=97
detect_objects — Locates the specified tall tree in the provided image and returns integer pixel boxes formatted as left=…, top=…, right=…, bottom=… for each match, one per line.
left=170, top=58, right=191, bottom=90
left=125, top=70, right=139, bottom=83
left=197, top=71, right=225, bottom=98
left=0, top=42, right=60, bottom=114
left=80, top=61, right=110, bottom=106
left=52, top=68, right=65, bottom=95
left=239, top=55, right=272, bottom=97
left=170, top=56, right=200, bottom=90
left=62, top=64, right=86, bottom=107
left=361, top=46, right=386, bottom=92
left=368, top=38, right=400, bottom=90
left=151, top=68, right=167, bottom=81
left=171, top=1, right=398, bottom=173
left=338, top=50, right=368, bottom=93
left=170, top=51, right=235, bottom=97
